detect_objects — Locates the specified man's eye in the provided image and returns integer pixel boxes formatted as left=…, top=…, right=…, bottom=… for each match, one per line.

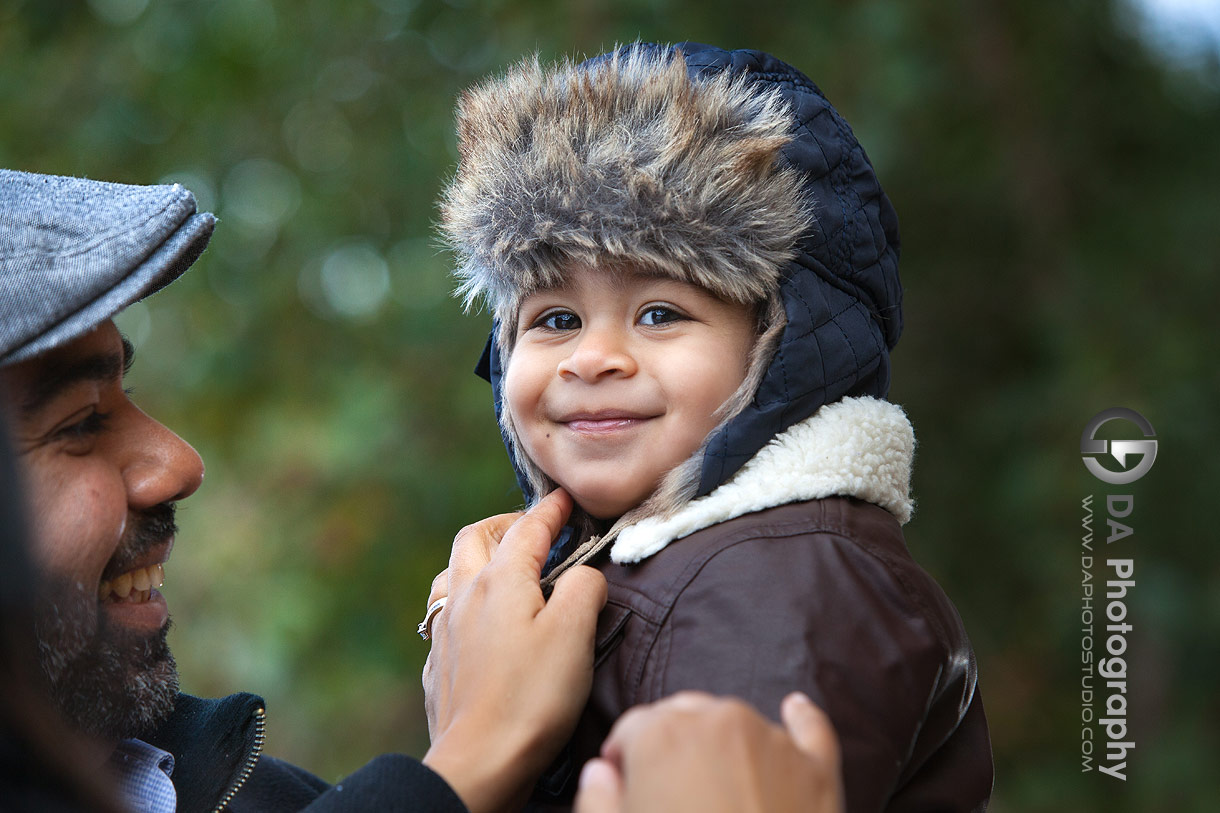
left=57, top=410, right=111, bottom=444
left=537, top=311, right=581, bottom=331
left=638, top=306, right=684, bottom=326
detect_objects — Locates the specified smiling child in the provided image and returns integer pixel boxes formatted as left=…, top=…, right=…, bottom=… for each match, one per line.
left=440, top=43, right=994, bottom=812
left=506, top=265, right=757, bottom=521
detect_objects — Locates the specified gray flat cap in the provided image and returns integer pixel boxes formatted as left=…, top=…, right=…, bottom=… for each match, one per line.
left=0, top=168, right=215, bottom=366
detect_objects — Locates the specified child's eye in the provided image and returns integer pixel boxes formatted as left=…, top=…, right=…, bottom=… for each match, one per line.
left=535, top=311, right=582, bottom=331
left=638, top=306, right=685, bottom=326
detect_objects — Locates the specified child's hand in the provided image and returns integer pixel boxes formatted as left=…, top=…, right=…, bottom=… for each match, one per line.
left=422, top=489, right=608, bottom=813
left=574, top=691, right=844, bottom=813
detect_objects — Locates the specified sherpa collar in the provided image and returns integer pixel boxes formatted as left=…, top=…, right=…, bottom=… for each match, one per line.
left=610, top=396, right=915, bottom=564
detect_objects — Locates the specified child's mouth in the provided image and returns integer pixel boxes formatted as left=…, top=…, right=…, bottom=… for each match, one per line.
left=566, top=417, right=644, bottom=433
left=560, top=409, right=654, bottom=435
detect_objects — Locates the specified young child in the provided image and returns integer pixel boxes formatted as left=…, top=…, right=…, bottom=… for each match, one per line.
left=440, top=42, right=993, bottom=812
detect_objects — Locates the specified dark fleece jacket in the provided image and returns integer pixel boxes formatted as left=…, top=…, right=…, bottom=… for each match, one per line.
left=145, top=693, right=467, bottom=813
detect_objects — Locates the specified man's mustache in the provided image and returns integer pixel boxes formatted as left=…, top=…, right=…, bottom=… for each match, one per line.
left=104, top=503, right=178, bottom=578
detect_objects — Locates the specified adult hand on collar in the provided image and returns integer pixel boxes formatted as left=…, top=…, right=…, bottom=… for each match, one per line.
left=422, top=489, right=607, bottom=813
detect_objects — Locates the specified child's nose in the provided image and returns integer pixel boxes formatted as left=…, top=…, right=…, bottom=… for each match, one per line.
left=556, top=326, right=638, bottom=382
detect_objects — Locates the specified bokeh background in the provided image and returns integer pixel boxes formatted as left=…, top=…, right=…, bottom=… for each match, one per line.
left=3, top=0, right=1218, bottom=810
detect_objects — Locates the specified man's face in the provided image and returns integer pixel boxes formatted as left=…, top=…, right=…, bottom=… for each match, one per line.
left=1, top=320, right=203, bottom=740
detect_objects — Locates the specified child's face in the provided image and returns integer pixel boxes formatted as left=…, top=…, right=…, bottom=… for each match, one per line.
left=504, top=266, right=757, bottom=519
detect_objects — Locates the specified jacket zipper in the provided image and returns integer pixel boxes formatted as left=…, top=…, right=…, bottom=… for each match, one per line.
left=211, top=705, right=266, bottom=813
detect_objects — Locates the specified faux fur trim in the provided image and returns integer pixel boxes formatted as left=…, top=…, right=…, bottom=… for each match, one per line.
left=609, top=396, right=915, bottom=564
left=440, top=46, right=810, bottom=328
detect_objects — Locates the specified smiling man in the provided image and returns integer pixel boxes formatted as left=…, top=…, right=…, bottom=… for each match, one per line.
left=0, top=169, right=221, bottom=811
left=5, top=321, right=201, bottom=743
left=0, top=169, right=211, bottom=748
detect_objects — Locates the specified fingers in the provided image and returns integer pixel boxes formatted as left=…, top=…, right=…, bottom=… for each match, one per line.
left=448, top=511, right=521, bottom=588
left=444, top=489, right=573, bottom=604
left=574, top=758, right=623, bottom=813
left=546, top=563, right=608, bottom=626
left=781, top=692, right=841, bottom=773
left=650, top=690, right=715, bottom=713
left=494, top=489, right=573, bottom=576
left=592, top=693, right=844, bottom=813
left=598, top=691, right=713, bottom=766
left=428, top=569, right=449, bottom=607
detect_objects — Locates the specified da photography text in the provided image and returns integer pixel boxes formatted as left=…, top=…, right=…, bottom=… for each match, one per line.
left=1078, top=408, right=1157, bottom=781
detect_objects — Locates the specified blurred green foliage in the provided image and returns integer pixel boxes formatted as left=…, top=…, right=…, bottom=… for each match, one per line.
left=2, top=0, right=1218, bottom=809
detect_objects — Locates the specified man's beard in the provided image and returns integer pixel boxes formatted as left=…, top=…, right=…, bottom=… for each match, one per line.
left=33, top=504, right=180, bottom=740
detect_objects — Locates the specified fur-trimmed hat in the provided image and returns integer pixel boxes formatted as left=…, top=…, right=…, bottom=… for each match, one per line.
left=442, top=43, right=902, bottom=543
left=440, top=45, right=809, bottom=342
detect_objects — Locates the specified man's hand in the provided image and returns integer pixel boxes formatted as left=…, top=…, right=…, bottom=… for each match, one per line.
left=573, top=691, right=844, bottom=813
left=422, top=489, right=607, bottom=813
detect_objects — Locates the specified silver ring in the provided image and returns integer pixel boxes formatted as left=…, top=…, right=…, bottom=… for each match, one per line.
left=417, top=597, right=447, bottom=641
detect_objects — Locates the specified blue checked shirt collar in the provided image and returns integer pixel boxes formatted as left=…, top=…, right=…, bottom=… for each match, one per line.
left=109, top=738, right=178, bottom=813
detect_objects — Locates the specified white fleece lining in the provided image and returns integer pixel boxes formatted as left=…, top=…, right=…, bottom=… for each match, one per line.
left=610, top=396, right=915, bottom=564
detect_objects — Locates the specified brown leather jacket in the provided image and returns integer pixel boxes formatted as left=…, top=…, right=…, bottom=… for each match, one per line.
left=535, top=496, right=993, bottom=812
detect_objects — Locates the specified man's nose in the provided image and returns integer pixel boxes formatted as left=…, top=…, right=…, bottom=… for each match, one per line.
left=122, top=411, right=205, bottom=509
left=556, top=325, right=638, bottom=382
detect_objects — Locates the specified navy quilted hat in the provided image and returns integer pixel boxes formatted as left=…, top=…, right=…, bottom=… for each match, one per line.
left=0, top=169, right=215, bottom=366
left=675, top=43, right=903, bottom=495
left=474, top=42, right=902, bottom=501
